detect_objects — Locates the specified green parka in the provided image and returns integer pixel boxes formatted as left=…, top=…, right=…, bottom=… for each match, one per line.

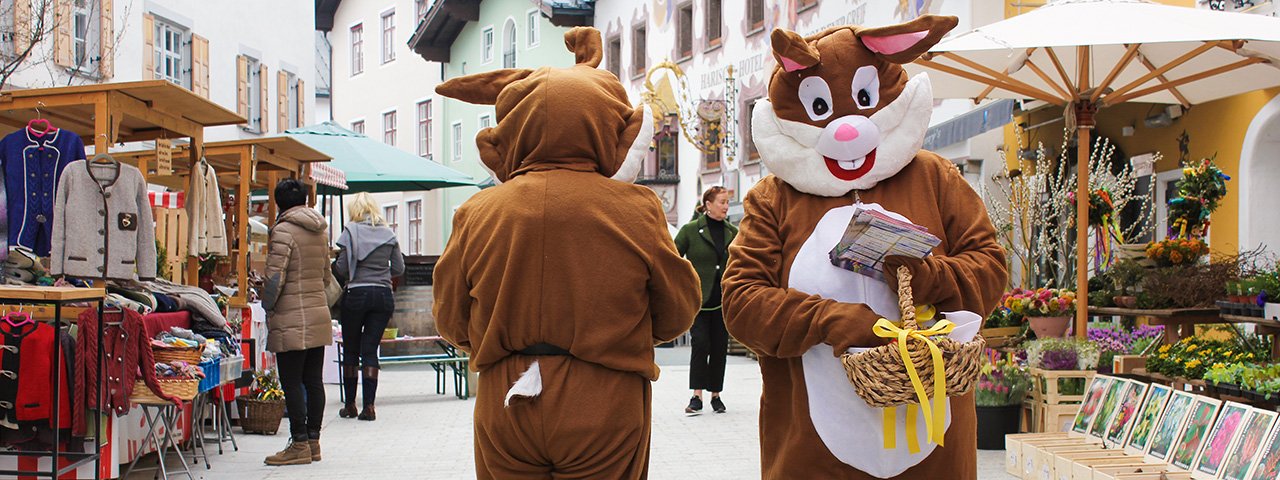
left=674, top=214, right=738, bottom=309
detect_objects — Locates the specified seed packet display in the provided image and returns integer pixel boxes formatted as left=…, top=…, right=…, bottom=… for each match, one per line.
left=1169, top=396, right=1222, bottom=470
left=1190, top=402, right=1249, bottom=479
left=1145, top=390, right=1198, bottom=463
left=1222, top=409, right=1278, bottom=480
left=1125, top=383, right=1173, bottom=455
left=1247, top=419, right=1280, bottom=480
left=1072, top=376, right=1116, bottom=436
left=1090, top=379, right=1134, bottom=440
left=1104, top=380, right=1150, bottom=448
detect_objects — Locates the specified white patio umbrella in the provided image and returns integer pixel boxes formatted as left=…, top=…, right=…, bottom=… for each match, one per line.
left=908, top=0, right=1280, bottom=337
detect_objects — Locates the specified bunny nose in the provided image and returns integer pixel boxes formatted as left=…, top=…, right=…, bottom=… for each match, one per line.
left=834, top=123, right=860, bottom=142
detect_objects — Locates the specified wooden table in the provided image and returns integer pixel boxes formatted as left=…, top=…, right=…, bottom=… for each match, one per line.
left=1088, top=307, right=1221, bottom=344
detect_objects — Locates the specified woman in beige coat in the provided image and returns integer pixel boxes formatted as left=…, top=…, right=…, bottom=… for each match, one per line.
left=261, top=178, right=334, bottom=466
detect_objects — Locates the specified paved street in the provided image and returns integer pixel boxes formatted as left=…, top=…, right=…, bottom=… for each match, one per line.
left=126, top=347, right=1013, bottom=479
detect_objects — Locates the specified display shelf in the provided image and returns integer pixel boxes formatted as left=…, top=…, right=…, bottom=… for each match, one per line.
left=0, top=286, right=106, bottom=301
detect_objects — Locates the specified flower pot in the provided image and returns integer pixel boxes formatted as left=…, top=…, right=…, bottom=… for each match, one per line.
left=1029, top=316, right=1072, bottom=338
left=1220, top=383, right=1242, bottom=398
left=1112, top=296, right=1138, bottom=309
left=975, top=404, right=1022, bottom=450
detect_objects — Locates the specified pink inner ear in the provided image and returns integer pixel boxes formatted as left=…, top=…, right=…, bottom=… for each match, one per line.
left=862, top=30, right=929, bottom=55
left=780, top=56, right=808, bottom=72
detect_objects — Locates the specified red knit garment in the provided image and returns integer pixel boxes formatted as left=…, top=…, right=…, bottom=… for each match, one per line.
left=74, top=308, right=180, bottom=435
left=14, top=322, right=73, bottom=429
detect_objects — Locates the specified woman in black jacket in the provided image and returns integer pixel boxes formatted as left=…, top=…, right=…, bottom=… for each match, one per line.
left=673, top=186, right=737, bottom=414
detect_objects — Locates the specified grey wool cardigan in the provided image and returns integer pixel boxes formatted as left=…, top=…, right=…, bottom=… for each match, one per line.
left=51, top=159, right=157, bottom=281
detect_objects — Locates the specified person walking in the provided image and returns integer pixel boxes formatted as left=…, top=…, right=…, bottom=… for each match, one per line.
left=334, top=192, right=405, bottom=422
left=675, top=186, right=737, bottom=414
left=261, top=179, right=334, bottom=466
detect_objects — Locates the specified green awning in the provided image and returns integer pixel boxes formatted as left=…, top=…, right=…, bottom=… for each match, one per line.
left=286, top=121, right=478, bottom=194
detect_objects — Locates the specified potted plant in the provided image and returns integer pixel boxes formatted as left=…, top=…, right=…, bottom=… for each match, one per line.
left=1144, top=238, right=1209, bottom=268
left=1026, top=338, right=1100, bottom=397
left=975, top=354, right=1031, bottom=449
left=1087, top=328, right=1130, bottom=375
left=1108, top=259, right=1146, bottom=309
left=237, top=369, right=286, bottom=435
left=1004, top=288, right=1076, bottom=338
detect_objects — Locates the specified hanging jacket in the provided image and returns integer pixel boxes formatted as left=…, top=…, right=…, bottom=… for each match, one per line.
left=262, top=206, right=334, bottom=353
left=0, top=322, right=77, bottom=431
left=50, top=160, right=157, bottom=281
left=187, top=160, right=228, bottom=256
left=74, top=308, right=180, bottom=435
left=0, top=127, right=86, bottom=257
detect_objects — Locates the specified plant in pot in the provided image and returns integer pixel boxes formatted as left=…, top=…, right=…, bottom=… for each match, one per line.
left=1087, top=327, right=1130, bottom=375
left=1203, top=363, right=1246, bottom=397
left=237, top=368, right=286, bottom=435
left=1108, top=259, right=1146, bottom=309
left=1004, top=288, right=1076, bottom=338
left=975, top=354, right=1031, bottom=450
left=1026, top=338, right=1100, bottom=397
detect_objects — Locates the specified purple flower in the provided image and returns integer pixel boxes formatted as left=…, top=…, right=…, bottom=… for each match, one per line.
left=1041, top=349, right=1080, bottom=370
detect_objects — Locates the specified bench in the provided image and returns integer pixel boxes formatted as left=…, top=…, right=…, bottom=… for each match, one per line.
left=335, top=336, right=471, bottom=401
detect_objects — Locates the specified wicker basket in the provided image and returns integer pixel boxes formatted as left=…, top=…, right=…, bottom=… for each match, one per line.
left=153, top=345, right=203, bottom=364
left=237, top=396, right=285, bottom=435
left=842, top=266, right=986, bottom=408
left=129, top=379, right=199, bottom=404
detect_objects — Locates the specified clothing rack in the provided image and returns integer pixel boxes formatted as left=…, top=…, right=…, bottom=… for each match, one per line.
left=0, top=286, right=106, bottom=479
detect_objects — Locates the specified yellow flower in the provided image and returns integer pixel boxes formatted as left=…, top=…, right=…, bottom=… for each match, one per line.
left=1186, top=359, right=1202, bottom=369
left=1159, top=345, right=1172, bottom=353
left=1186, top=344, right=1198, bottom=352
left=1212, top=363, right=1226, bottom=370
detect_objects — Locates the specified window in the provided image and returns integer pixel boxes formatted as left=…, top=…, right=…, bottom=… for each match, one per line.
left=631, top=25, right=646, bottom=79
left=381, top=10, right=395, bottom=64
left=451, top=122, right=463, bottom=163
left=383, top=110, right=397, bottom=145
left=72, top=0, right=101, bottom=69
left=350, top=23, right=364, bottom=75
left=153, top=18, right=187, bottom=85
left=286, top=72, right=300, bottom=128
left=384, top=205, right=399, bottom=235
left=244, top=56, right=263, bottom=132
left=417, top=100, right=432, bottom=158
left=641, top=114, right=680, bottom=183
left=482, top=26, right=493, bottom=63
left=677, top=4, right=693, bottom=61
left=526, top=9, right=539, bottom=47
left=743, top=97, right=762, bottom=162
left=607, top=36, right=622, bottom=78
left=351, top=120, right=365, bottom=134
left=502, top=19, right=516, bottom=68
left=407, top=200, right=422, bottom=255
left=748, top=0, right=765, bottom=32
left=479, top=114, right=492, bottom=130
left=415, top=0, right=428, bottom=21
left=705, top=0, right=722, bottom=49
left=701, top=118, right=722, bottom=171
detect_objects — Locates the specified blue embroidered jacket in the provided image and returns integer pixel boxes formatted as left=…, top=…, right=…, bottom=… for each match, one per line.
left=0, top=128, right=86, bottom=257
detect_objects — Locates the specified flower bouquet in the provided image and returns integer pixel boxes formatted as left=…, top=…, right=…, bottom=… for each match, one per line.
left=237, top=368, right=286, bottom=435
left=1002, top=288, right=1076, bottom=338
left=1145, top=238, right=1209, bottom=267
left=975, top=351, right=1031, bottom=449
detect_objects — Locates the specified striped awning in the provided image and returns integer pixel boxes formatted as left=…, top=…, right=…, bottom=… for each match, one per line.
left=148, top=191, right=185, bottom=209
left=310, top=163, right=347, bottom=191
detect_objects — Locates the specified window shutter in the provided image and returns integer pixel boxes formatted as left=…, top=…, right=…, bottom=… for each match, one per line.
left=259, top=64, right=269, bottom=133
left=277, top=71, right=287, bottom=133
left=53, top=0, right=72, bottom=67
left=142, top=14, right=155, bottom=80
left=191, top=34, right=210, bottom=97
left=99, top=0, right=114, bottom=77
left=236, top=55, right=249, bottom=118
left=14, top=0, right=32, bottom=55
left=296, top=79, right=305, bottom=128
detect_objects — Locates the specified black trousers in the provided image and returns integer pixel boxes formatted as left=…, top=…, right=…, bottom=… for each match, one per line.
left=689, top=309, right=728, bottom=392
left=340, top=286, right=395, bottom=368
left=277, top=346, right=325, bottom=441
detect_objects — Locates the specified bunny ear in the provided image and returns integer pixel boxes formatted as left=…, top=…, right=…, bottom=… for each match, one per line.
left=435, top=68, right=535, bottom=105
left=564, top=27, right=603, bottom=68
left=857, top=15, right=958, bottom=64
left=770, top=28, right=820, bottom=72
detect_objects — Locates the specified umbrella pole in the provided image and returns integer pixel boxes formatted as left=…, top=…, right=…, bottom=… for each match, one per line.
left=1075, top=102, right=1096, bottom=339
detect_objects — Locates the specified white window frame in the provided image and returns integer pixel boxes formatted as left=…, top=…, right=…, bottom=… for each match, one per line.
left=350, top=22, right=364, bottom=76
left=1155, top=168, right=1185, bottom=242
left=502, top=18, right=516, bottom=68
left=407, top=200, right=422, bottom=255
left=481, top=26, right=494, bottom=64
left=382, top=109, right=397, bottom=146
left=417, top=99, right=432, bottom=158
left=526, top=9, right=540, bottom=48
left=72, top=0, right=101, bottom=72
left=285, top=70, right=300, bottom=128
left=383, top=204, right=399, bottom=236
left=415, top=0, right=428, bottom=21
left=245, top=55, right=263, bottom=132
left=479, top=113, right=492, bottom=130
left=380, top=9, right=395, bottom=64
left=153, top=17, right=188, bottom=86
left=451, top=121, right=463, bottom=163
left=351, top=119, right=365, bottom=134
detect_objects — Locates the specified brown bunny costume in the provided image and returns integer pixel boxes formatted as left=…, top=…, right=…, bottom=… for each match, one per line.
left=723, top=17, right=1008, bottom=479
left=432, top=27, right=700, bottom=479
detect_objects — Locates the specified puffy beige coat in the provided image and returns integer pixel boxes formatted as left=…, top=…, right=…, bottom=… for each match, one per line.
left=262, top=206, right=334, bottom=353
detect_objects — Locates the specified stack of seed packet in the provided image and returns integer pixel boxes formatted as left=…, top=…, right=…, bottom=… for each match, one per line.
left=828, top=206, right=941, bottom=282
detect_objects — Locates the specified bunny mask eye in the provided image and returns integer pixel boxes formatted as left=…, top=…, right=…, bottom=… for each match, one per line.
left=798, top=76, right=834, bottom=122
left=852, top=66, right=880, bottom=110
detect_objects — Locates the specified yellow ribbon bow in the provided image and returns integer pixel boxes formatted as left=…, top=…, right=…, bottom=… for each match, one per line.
left=1172, top=218, right=1188, bottom=239
left=871, top=317, right=955, bottom=453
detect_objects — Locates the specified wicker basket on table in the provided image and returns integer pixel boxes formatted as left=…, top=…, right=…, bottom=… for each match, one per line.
left=237, top=396, right=285, bottom=435
left=129, top=379, right=199, bottom=404
left=152, top=345, right=203, bottom=364
left=841, top=266, right=985, bottom=408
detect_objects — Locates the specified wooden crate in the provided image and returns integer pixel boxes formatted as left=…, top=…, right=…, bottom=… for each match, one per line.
left=1032, top=369, right=1097, bottom=405
left=983, top=326, right=1024, bottom=349
left=154, top=207, right=189, bottom=283
left=1031, top=402, right=1082, bottom=433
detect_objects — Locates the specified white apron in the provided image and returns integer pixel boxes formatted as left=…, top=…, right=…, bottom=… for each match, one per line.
left=789, top=203, right=979, bottom=479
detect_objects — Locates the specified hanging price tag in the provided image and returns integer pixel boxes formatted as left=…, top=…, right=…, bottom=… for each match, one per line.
left=155, top=139, right=173, bottom=175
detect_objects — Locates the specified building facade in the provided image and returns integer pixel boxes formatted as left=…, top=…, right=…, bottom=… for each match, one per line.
left=0, top=0, right=316, bottom=143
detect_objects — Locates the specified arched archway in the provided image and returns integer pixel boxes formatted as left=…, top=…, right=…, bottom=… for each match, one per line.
left=503, top=19, right=517, bottom=68
left=1239, top=93, right=1280, bottom=252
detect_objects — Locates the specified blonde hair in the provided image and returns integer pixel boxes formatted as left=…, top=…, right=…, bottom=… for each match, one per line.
left=348, top=192, right=387, bottom=225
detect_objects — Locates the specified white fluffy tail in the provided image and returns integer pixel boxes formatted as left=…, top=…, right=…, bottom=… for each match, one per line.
left=504, top=360, right=543, bottom=407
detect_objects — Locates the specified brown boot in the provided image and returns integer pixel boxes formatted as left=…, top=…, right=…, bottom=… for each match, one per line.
left=264, top=440, right=312, bottom=466
left=338, top=403, right=358, bottom=418
left=358, top=404, right=376, bottom=421
left=308, top=439, right=321, bottom=462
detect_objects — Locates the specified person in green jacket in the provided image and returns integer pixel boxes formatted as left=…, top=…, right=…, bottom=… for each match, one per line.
left=674, top=186, right=737, bottom=414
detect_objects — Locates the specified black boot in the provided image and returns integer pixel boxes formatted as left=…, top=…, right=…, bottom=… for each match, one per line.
left=359, top=367, right=379, bottom=421
left=339, top=366, right=358, bottom=418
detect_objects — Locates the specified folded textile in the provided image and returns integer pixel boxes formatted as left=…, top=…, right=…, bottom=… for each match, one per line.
left=154, top=360, right=204, bottom=380
left=141, top=279, right=230, bottom=331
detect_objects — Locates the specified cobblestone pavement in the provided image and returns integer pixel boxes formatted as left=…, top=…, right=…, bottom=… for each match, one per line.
left=126, top=347, right=1013, bottom=479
